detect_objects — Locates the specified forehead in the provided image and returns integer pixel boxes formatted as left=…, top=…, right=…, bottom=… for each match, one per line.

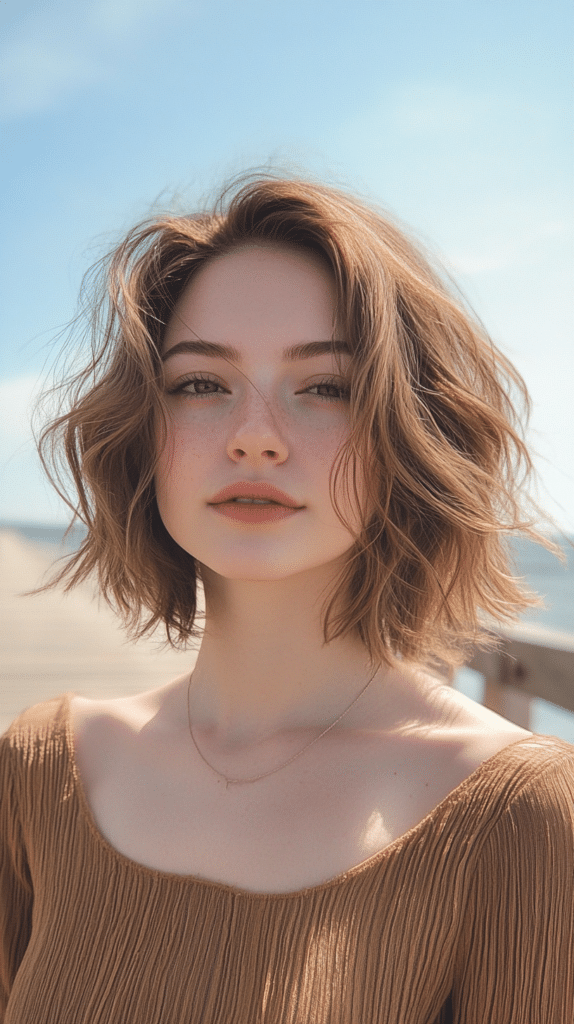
left=164, top=243, right=337, bottom=347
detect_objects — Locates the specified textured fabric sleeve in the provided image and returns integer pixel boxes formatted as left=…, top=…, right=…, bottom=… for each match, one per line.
left=0, top=730, right=33, bottom=1021
left=453, top=747, right=574, bottom=1024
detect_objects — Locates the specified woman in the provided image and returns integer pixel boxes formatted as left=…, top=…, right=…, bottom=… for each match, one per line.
left=2, top=175, right=573, bottom=1022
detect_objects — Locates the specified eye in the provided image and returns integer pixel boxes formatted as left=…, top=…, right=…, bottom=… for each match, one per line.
left=166, top=374, right=226, bottom=398
left=302, top=379, right=350, bottom=402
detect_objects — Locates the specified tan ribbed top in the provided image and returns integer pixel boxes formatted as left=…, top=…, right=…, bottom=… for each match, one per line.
left=1, top=693, right=573, bottom=1024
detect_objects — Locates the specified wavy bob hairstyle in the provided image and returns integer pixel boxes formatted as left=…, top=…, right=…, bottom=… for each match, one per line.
left=36, top=173, right=553, bottom=669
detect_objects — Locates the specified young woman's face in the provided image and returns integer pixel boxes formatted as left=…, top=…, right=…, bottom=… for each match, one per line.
left=156, top=243, right=363, bottom=582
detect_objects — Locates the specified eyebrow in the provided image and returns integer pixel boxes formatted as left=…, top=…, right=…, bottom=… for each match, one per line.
left=161, top=339, right=351, bottom=363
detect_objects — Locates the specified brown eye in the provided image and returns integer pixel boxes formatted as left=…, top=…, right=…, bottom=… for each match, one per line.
left=167, top=375, right=225, bottom=398
left=304, top=379, right=350, bottom=401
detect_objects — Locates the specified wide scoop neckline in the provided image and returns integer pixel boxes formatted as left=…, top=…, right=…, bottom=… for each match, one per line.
left=61, top=690, right=551, bottom=901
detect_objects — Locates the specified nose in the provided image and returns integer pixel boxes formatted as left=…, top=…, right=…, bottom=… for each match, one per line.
left=226, top=390, right=289, bottom=465
left=227, top=431, right=288, bottom=464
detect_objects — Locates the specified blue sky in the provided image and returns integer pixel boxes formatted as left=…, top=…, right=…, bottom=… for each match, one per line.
left=1, top=0, right=572, bottom=530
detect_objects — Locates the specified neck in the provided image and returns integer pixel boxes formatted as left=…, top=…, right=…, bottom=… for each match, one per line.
left=189, top=561, right=385, bottom=750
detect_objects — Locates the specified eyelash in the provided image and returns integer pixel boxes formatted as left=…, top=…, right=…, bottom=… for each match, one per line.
left=166, top=374, right=350, bottom=402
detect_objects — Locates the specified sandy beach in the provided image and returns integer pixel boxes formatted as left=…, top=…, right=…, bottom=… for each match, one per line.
left=0, top=530, right=197, bottom=735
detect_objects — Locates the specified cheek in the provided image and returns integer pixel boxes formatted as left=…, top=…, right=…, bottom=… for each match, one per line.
left=297, top=418, right=347, bottom=462
left=158, top=419, right=209, bottom=471
left=154, top=426, right=189, bottom=508
left=155, top=421, right=216, bottom=511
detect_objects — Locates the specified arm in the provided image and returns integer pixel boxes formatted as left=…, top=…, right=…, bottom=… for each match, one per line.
left=453, top=747, right=574, bottom=1023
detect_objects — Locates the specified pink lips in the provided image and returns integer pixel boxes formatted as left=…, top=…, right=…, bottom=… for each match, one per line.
left=208, top=481, right=304, bottom=525
left=209, top=481, right=303, bottom=508
left=211, top=503, right=302, bottom=524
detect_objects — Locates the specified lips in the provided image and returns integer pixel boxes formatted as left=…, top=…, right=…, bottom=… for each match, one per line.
left=209, top=482, right=303, bottom=508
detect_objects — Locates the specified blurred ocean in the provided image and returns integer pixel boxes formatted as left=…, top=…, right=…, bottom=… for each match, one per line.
left=2, top=521, right=573, bottom=743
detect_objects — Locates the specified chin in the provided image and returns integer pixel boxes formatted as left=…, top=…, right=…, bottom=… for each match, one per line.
left=201, top=560, right=309, bottom=583
left=199, top=550, right=349, bottom=586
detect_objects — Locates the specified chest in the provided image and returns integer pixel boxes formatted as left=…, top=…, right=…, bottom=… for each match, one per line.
left=71, top=716, right=514, bottom=893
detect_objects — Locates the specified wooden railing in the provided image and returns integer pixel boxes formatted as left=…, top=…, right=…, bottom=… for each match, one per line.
left=463, top=623, right=574, bottom=729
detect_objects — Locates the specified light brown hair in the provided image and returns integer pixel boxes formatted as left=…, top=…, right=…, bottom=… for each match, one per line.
left=35, top=173, right=556, bottom=669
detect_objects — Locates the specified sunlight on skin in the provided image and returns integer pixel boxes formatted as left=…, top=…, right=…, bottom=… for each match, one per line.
left=359, top=809, right=392, bottom=852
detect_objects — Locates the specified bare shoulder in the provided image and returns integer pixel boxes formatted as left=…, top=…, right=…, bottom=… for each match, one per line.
left=379, top=665, right=535, bottom=789
left=361, top=668, right=535, bottom=840
left=417, top=672, right=534, bottom=770
left=70, top=675, right=189, bottom=726
left=69, top=675, right=190, bottom=785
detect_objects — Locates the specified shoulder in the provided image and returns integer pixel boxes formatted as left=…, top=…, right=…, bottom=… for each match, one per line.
left=68, top=677, right=187, bottom=744
left=377, top=672, right=563, bottom=826
left=489, top=732, right=574, bottom=824
left=430, top=682, right=574, bottom=807
left=68, top=677, right=190, bottom=790
left=379, top=665, right=536, bottom=773
left=1, top=692, right=71, bottom=757
left=453, top=727, right=574, bottom=877
left=1, top=693, right=74, bottom=835
left=458, top=734, right=574, bottom=948
left=440, top=677, right=574, bottom=797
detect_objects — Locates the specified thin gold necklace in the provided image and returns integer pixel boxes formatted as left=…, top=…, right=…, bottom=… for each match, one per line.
left=186, top=665, right=380, bottom=788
